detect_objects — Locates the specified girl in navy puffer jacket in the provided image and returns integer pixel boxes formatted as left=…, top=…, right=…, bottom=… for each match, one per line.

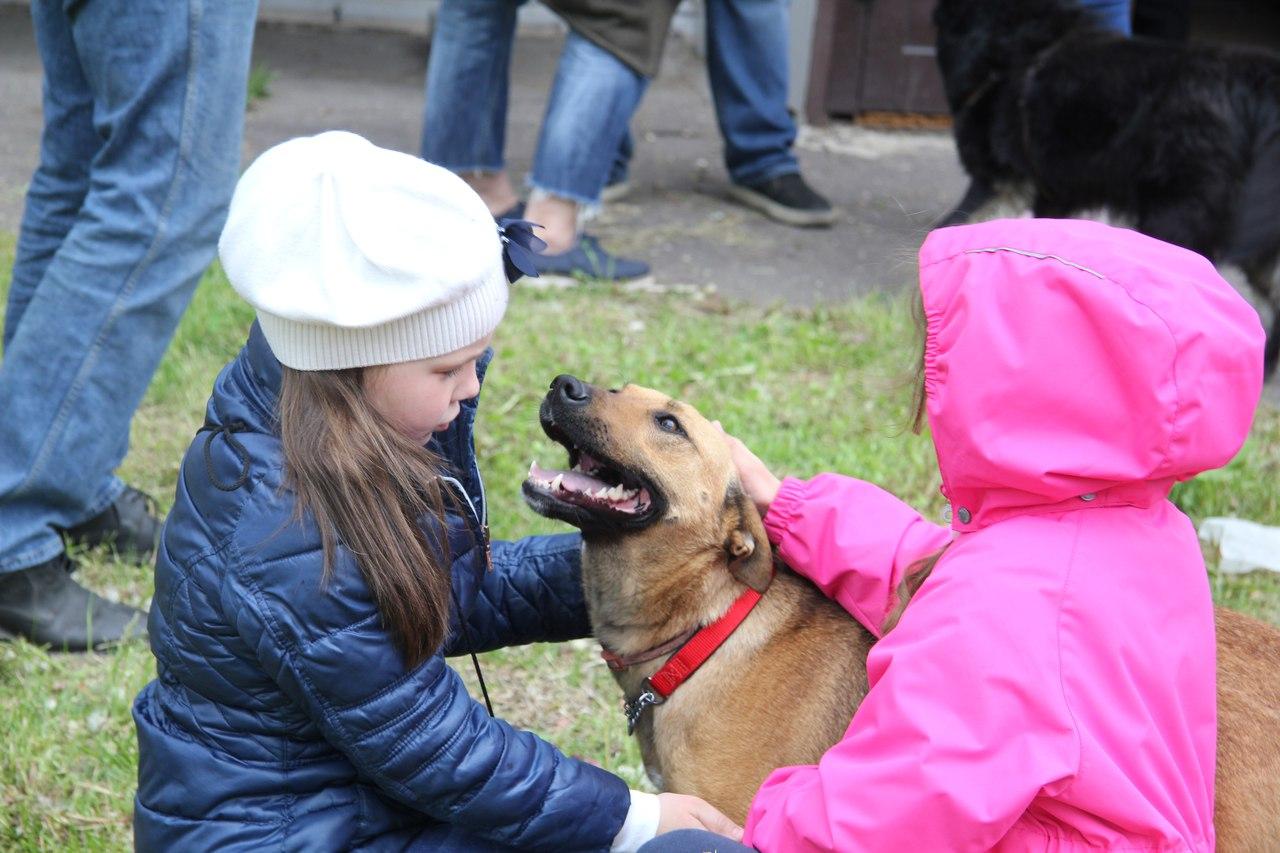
left=131, top=132, right=740, bottom=851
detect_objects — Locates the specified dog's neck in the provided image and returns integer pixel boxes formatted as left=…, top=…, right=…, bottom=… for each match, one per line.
left=581, top=542, right=744, bottom=658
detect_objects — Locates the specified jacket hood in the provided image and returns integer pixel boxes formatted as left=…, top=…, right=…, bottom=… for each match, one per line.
left=919, top=218, right=1264, bottom=531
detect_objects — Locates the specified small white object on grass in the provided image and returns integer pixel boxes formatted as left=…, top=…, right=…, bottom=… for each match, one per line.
left=1199, top=517, right=1280, bottom=574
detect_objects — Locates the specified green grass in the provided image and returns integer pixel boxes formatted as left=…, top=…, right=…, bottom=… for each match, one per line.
left=245, top=65, right=273, bottom=109
left=1, top=231, right=1278, bottom=849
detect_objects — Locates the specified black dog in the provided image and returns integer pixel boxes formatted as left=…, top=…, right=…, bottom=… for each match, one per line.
left=933, top=0, right=1280, bottom=377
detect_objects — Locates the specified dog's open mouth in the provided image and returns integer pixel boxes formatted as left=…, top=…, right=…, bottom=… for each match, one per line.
left=525, top=448, right=652, bottom=518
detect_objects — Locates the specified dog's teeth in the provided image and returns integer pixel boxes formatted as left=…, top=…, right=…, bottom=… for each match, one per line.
left=551, top=474, right=564, bottom=491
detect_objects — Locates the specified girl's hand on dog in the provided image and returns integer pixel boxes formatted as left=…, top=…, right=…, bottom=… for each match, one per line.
left=715, top=422, right=781, bottom=517
left=656, top=792, right=744, bottom=840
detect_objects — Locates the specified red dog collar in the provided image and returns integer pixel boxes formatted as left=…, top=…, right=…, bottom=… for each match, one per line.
left=615, top=582, right=768, bottom=734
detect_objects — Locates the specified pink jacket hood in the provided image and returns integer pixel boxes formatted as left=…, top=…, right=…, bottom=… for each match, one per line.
left=919, top=219, right=1265, bottom=532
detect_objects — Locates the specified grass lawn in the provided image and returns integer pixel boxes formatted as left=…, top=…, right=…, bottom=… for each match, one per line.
left=1, top=231, right=1278, bottom=850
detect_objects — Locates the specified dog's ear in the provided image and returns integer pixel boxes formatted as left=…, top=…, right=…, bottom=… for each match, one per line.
left=723, top=488, right=774, bottom=593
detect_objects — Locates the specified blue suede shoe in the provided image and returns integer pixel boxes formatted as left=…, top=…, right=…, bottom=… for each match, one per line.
left=531, top=233, right=652, bottom=286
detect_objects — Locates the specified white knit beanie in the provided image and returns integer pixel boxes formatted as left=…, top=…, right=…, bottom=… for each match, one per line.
left=218, top=131, right=508, bottom=370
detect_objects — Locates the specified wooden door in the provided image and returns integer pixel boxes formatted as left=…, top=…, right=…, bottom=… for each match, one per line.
left=806, top=0, right=950, bottom=123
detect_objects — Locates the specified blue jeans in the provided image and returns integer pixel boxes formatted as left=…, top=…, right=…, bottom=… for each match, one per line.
left=421, top=0, right=649, bottom=207
left=1078, top=0, right=1133, bottom=34
left=0, top=0, right=257, bottom=573
left=610, top=0, right=800, bottom=188
left=638, top=829, right=757, bottom=852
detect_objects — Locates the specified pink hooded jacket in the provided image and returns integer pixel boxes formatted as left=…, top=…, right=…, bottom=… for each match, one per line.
left=743, top=219, right=1265, bottom=852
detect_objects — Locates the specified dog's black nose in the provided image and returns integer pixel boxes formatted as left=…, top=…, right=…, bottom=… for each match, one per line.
left=551, top=374, right=591, bottom=405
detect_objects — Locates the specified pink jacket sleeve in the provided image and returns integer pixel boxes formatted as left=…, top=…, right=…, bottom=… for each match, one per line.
left=763, top=475, right=953, bottom=638
left=742, top=551, right=1080, bottom=852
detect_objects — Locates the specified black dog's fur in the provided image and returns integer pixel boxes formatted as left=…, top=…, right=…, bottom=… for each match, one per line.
left=933, top=0, right=1280, bottom=376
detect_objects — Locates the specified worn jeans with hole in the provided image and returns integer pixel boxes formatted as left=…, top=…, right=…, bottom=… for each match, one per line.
left=421, top=0, right=648, bottom=207
left=0, top=0, right=257, bottom=572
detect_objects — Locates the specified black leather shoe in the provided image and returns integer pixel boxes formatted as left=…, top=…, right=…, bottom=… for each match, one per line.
left=63, top=485, right=163, bottom=562
left=0, top=553, right=147, bottom=651
left=728, top=172, right=837, bottom=227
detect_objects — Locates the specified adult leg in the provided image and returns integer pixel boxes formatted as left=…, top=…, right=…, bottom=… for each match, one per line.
left=704, top=0, right=797, bottom=186
left=528, top=31, right=648, bottom=217
left=421, top=0, right=522, bottom=215
left=706, top=0, right=834, bottom=226
left=603, top=129, right=634, bottom=202
left=525, top=31, right=651, bottom=281
left=0, top=0, right=256, bottom=645
left=3, top=10, right=98, bottom=348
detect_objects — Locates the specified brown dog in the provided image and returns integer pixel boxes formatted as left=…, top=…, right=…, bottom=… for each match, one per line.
left=522, top=375, right=1280, bottom=848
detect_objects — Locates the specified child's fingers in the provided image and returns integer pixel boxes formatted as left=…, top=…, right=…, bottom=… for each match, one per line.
left=693, top=801, right=744, bottom=840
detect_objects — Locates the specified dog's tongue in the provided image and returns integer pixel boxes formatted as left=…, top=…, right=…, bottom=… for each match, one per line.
left=527, top=461, right=647, bottom=512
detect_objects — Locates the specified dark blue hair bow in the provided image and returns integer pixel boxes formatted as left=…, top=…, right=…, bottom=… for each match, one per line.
left=497, top=218, right=547, bottom=283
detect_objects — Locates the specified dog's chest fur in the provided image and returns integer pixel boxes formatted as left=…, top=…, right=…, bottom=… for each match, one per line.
left=582, top=554, right=873, bottom=823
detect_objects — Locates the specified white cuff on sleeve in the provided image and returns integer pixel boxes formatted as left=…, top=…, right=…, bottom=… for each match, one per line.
left=611, top=789, right=661, bottom=852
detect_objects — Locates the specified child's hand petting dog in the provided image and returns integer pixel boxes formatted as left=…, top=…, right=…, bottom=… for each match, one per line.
left=715, top=422, right=781, bottom=517
left=656, top=792, right=744, bottom=841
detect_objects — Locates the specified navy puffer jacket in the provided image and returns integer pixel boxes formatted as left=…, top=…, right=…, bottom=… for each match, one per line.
left=133, top=324, right=630, bottom=851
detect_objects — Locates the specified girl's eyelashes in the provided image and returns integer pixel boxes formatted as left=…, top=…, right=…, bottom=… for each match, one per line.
left=441, top=359, right=473, bottom=379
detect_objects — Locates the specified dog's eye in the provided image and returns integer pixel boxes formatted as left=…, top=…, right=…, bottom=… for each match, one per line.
left=655, top=414, right=683, bottom=435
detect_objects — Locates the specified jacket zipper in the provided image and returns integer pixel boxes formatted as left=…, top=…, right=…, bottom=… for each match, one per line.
left=440, top=475, right=492, bottom=571
left=439, top=473, right=496, bottom=717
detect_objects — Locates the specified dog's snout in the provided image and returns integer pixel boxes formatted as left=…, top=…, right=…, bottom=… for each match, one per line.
left=551, top=374, right=591, bottom=406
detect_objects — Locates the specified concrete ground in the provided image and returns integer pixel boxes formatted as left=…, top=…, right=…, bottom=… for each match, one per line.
left=0, top=8, right=964, bottom=304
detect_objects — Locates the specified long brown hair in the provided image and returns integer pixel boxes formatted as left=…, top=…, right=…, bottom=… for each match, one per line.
left=881, top=545, right=950, bottom=635
left=278, top=365, right=455, bottom=668
left=882, top=291, right=946, bottom=634
left=909, top=291, right=930, bottom=436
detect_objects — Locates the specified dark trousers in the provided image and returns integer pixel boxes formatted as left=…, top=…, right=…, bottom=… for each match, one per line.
left=638, top=828, right=757, bottom=853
